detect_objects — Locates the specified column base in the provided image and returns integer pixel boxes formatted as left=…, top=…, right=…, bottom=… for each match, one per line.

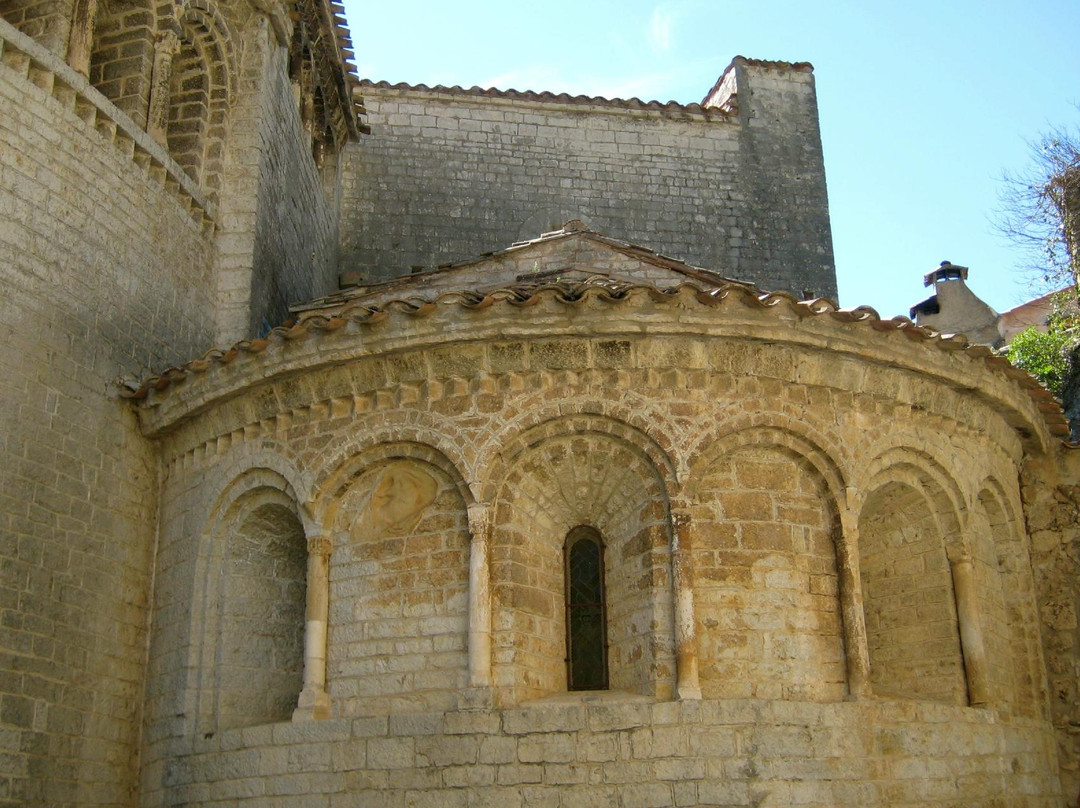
left=676, top=683, right=702, bottom=701
left=292, top=686, right=332, bottom=721
left=457, top=686, right=494, bottom=711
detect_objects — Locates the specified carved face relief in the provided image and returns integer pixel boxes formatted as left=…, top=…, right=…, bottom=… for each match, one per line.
left=361, top=463, right=439, bottom=537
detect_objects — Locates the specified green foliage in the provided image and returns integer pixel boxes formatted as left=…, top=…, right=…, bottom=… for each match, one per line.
left=1007, top=323, right=1071, bottom=396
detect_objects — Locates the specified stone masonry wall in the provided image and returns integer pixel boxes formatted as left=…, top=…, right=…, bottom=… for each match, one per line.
left=212, top=18, right=342, bottom=344
left=693, top=445, right=846, bottom=703
left=1023, top=448, right=1080, bottom=803
left=152, top=697, right=1060, bottom=808
left=137, top=284, right=1058, bottom=803
left=340, top=64, right=836, bottom=300
left=247, top=39, right=340, bottom=338
left=0, top=18, right=216, bottom=807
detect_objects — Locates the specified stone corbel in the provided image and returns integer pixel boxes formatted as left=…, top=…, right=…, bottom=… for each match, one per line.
left=293, top=532, right=333, bottom=721
left=671, top=508, right=702, bottom=701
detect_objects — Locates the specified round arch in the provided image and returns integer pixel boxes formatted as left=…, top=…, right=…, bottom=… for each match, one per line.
left=486, top=416, right=675, bottom=704
left=856, top=446, right=968, bottom=705
left=685, top=422, right=849, bottom=702
left=193, top=466, right=307, bottom=734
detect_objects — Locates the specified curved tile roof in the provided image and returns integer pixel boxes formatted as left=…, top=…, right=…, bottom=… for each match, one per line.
left=357, top=79, right=734, bottom=119
left=119, top=280, right=1068, bottom=441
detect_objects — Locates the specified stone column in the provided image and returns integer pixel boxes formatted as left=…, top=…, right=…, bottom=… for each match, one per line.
left=950, top=551, right=991, bottom=706
left=293, top=532, right=332, bottom=721
left=461, top=502, right=493, bottom=709
left=837, top=501, right=872, bottom=698
left=146, top=31, right=180, bottom=147
left=66, top=0, right=98, bottom=77
left=671, top=510, right=702, bottom=700
left=299, top=56, right=315, bottom=139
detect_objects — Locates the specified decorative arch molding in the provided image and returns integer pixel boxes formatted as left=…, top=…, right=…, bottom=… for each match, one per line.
left=312, top=438, right=473, bottom=534
left=478, top=410, right=678, bottom=507
left=487, top=419, right=675, bottom=703
left=308, top=412, right=473, bottom=522
left=976, top=473, right=1023, bottom=535
left=312, top=439, right=473, bottom=717
left=856, top=446, right=972, bottom=705
left=683, top=406, right=851, bottom=498
left=685, top=420, right=853, bottom=701
left=194, top=445, right=316, bottom=532
left=973, top=476, right=1044, bottom=715
left=683, top=421, right=847, bottom=509
left=147, top=0, right=234, bottom=196
left=169, top=0, right=236, bottom=95
left=858, top=445, right=966, bottom=550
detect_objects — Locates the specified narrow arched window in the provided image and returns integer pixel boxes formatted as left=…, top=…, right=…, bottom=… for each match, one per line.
left=565, top=526, right=608, bottom=690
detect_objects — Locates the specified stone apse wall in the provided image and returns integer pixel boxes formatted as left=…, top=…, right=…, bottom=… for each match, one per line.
left=339, top=59, right=837, bottom=302
left=134, top=284, right=1063, bottom=806
left=0, top=0, right=354, bottom=802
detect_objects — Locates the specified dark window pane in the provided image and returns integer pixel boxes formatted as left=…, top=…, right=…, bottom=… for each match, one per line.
left=566, top=528, right=607, bottom=690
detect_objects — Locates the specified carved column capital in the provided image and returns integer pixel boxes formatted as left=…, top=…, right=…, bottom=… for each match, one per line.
left=467, top=502, right=492, bottom=540
left=307, top=534, right=332, bottom=556
left=147, top=31, right=182, bottom=145
left=154, top=30, right=181, bottom=56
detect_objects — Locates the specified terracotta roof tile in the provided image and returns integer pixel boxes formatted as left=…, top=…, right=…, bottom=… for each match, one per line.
left=120, top=280, right=1068, bottom=442
left=701, top=55, right=814, bottom=107
left=357, top=79, right=734, bottom=120
left=301, top=223, right=751, bottom=313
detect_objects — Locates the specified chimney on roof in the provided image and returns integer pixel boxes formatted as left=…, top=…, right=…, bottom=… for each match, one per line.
left=909, top=261, right=1003, bottom=347
left=923, top=260, right=968, bottom=287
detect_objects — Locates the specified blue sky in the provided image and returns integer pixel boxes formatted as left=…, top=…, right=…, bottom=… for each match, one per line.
left=342, top=0, right=1079, bottom=317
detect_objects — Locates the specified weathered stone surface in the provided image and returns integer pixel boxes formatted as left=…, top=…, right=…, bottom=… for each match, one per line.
left=1, top=0, right=1076, bottom=801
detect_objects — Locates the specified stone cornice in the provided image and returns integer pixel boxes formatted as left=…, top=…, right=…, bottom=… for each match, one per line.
left=121, top=283, right=1059, bottom=451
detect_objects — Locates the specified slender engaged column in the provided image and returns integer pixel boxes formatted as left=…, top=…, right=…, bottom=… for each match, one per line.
left=146, top=31, right=180, bottom=146
left=293, top=533, right=332, bottom=721
left=299, top=56, right=315, bottom=139
left=950, top=551, right=990, bottom=706
left=66, top=0, right=98, bottom=77
left=837, top=504, right=872, bottom=698
left=466, top=503, right=493, bottom=689
left=671, top=510, right=702, bottom=700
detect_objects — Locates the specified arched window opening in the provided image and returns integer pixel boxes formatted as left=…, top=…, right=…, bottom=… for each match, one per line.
left=166, top=34, right=208, bottom=184
left=565, top=526, right=608, bottom=690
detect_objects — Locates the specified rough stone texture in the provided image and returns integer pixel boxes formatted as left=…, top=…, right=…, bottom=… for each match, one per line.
left=340, top=62, right=836, bottom=300
left=859, top=481, right=966, bottom=704
left=1022, top=449, right=1080, bottom=804
left=0, top=18, right=215, bottom=806
left=246, top=40, right=341, bottom=340
left=0, top=3, right=350, bottom=803
left=4, top=0, right=1080, bottom=801
left=329, top=459, right=470, bottom=715
left=145, top=697, right=1062, bottom=808
left=135, top=269, right=1062, bottom=805
left=694, top=444, right=846, bottom=703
